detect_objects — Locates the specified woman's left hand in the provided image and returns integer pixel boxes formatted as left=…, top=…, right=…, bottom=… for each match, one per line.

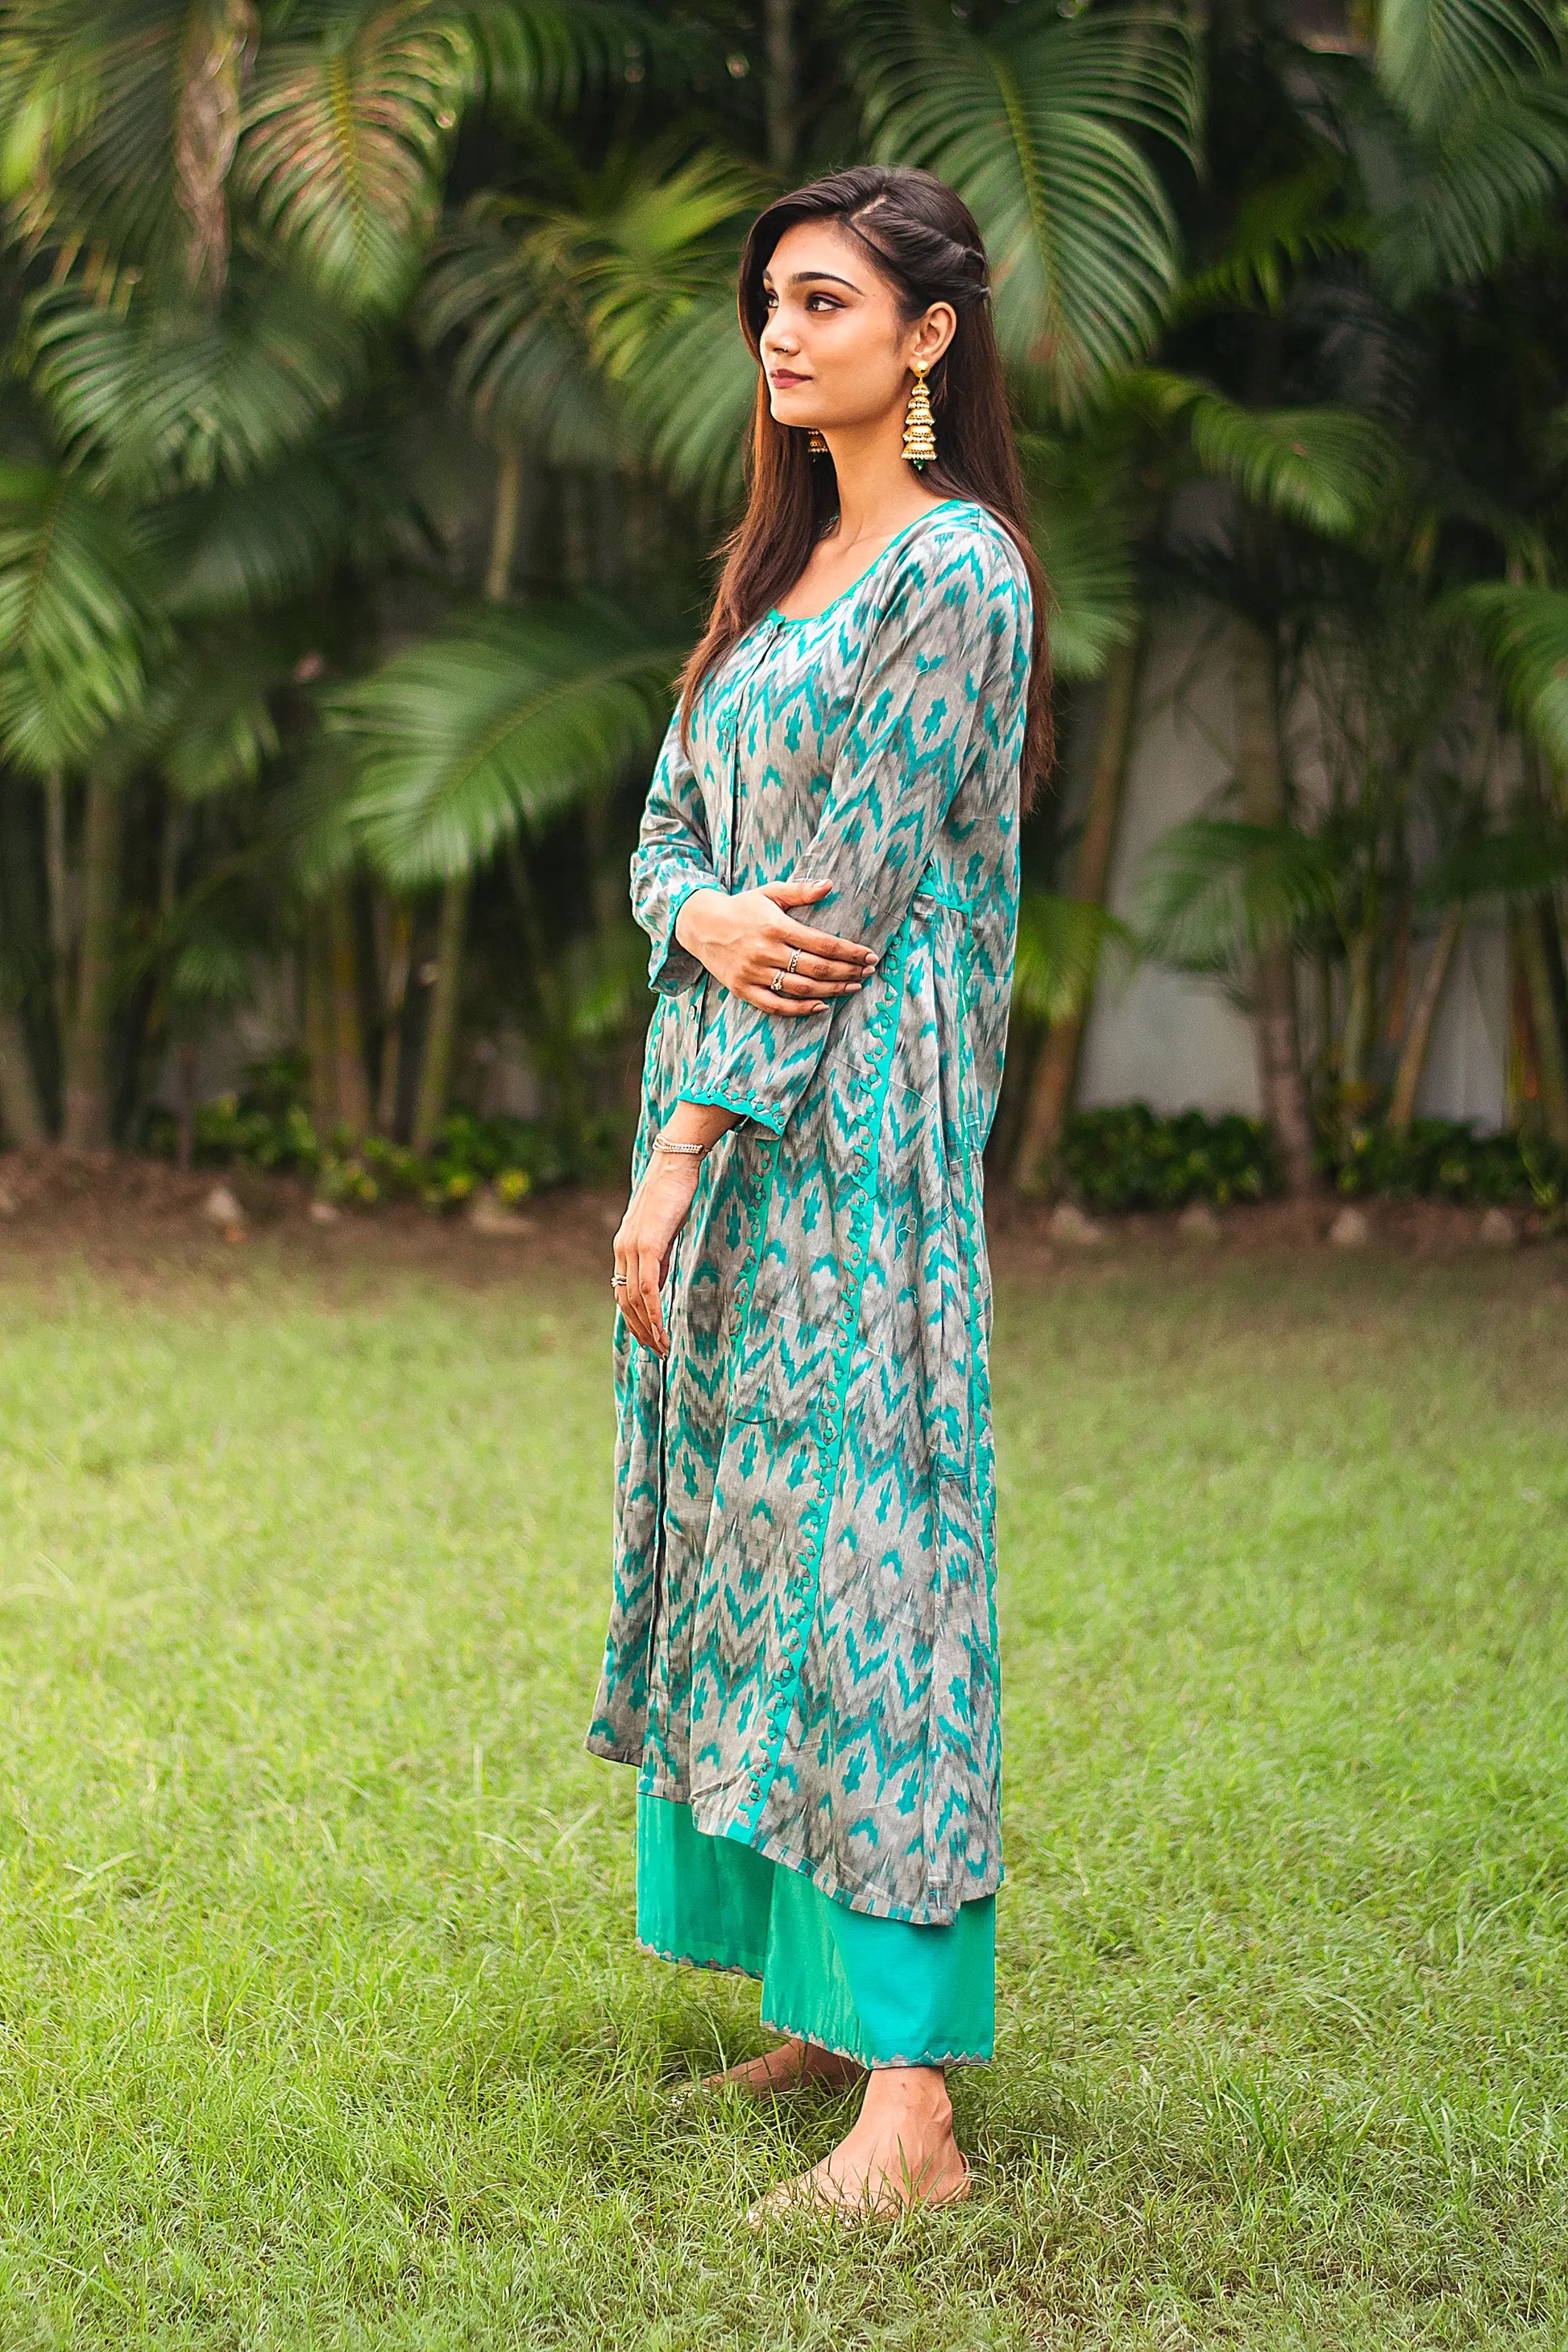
left=612, top=1152, right=703, bottom=1355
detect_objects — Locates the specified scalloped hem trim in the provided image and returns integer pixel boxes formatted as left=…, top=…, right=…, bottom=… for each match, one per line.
left=759, top=2007, right=990, bottom=2071
left=637, top=1943, right=991, bottom=2069
left=637, top=1936, right=762, bottom=1982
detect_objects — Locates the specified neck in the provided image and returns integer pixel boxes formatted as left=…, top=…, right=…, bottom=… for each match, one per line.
left=821, top=408, right=944, bottom=542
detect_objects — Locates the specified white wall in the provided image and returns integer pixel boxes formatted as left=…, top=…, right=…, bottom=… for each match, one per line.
left=1072, top=614, right=1511, bottom=1130
left=1076, top=616, right=1263, bottom=1117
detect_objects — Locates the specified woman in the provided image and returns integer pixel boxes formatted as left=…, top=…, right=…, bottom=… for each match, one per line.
left=587, top=163, right=1052, bottom=2222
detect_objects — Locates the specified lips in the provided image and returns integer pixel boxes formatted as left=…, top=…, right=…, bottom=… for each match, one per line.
left=769, top=371, right=808, bottom=387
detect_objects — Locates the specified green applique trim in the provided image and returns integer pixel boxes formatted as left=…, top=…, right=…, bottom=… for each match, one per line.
left=680, top=1084, right=786, bottom=1139
left=724, top=1140, right=781, bottom=1411
left=955, top=927, right=997, bottom=1663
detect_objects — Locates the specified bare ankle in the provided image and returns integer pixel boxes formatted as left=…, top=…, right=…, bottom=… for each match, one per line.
left=861, top=2063, right=953, bottom=2127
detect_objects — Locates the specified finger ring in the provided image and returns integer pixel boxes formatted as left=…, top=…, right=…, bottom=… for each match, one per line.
left=769, top=971, right=786, bottom=994
left=786, top=948, right=802, bottom=974
left=611, top=1274, right=628, bottom=1287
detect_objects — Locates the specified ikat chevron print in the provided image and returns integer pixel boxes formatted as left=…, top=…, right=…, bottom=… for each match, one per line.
left=587, top=500, right=1034, bottom=1927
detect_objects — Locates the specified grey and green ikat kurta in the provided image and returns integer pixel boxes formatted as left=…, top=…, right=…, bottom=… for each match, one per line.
left=587, top=498, right=1034, bottom=1927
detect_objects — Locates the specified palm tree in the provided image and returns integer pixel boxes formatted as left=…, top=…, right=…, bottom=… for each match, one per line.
left=1, top=0, right=1566, bottom=1184
left=0, top=0, right=595, bottom=1145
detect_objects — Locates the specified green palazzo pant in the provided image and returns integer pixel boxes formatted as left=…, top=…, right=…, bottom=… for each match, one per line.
left=637, top=1794, right=996, bottom=2068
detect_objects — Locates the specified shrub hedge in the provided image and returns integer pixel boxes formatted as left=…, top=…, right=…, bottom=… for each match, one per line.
left=142, top=1060, right=631, bottom=1210
left=142, top=1061, right=1568, bottom=1218
left=1058, top=1105, right=1277, bottom=1209
left=1058, top=1103, right=1567, bottom=1213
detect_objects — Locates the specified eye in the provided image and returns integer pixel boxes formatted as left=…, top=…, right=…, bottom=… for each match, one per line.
left=806, top=292, right=841, bottom=311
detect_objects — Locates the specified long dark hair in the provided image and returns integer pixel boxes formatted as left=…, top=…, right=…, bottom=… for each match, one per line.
left=676, top=164, right=1053, bottom=808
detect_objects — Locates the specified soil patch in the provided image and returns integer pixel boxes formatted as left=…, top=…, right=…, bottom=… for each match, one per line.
left=3, top=1147, right=1563, bottom=1300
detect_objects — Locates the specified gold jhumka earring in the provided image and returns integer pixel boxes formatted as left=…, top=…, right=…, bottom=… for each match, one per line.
left=806, top=428, right=829, bottom=454
left=902, top=359, right=936, bottom=471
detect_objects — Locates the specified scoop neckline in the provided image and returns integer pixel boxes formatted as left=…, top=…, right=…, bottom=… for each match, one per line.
left=766, top=497, right=974, bottom=627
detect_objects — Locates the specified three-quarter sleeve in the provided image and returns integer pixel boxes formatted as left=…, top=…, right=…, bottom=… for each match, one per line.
left=677, top=522, right=1031, bottom=1138
left=629, top=707, right=720, bottom=995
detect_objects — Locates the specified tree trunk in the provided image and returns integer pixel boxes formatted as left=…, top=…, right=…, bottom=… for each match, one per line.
left=407, top=449, right=524, bottom=1154
left=0, top=1003, right=45, bottom=1144
left=304, top=906, right=338, bottom=1134
left=44, top=769, right=70, bottom=1051
left=1520, top=898, right=1568, bottom=1148
left=1339, top=925, right=1379, bottom=1096
left=375, top=898, right=414, bottom=1136
left=1388, top=907, right=1462, bottom=1136
left=412, top=875, right=467, bottom=1152
left=176, top=1036, right=199, bottom=1172
left=765, top=0, right=799, bottom=176
left=1014, top=628, right=1144, bottom=1191
left=60, top=770, right=122, bottom=1151
left=1233, top=616, right=1318, bottom=1197
left=326, top=881, right=371, bottom=1135
left=486, top=447, right=521, bottom=602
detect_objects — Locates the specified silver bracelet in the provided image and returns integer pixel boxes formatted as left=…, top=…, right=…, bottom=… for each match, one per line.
left=652, top=1135, right=711, bottom=1158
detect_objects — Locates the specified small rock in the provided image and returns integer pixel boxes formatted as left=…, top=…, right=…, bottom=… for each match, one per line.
left=202, top=1183, right=246, bottom=1231
left=468, top=1182, right=534, bottom=1238
left=1328, top=1205, right=1372, bottom=1248
left=1478, top=1206, right=1519, bottom=1247
left=308, top=1199, right=341, bottom=1226
left=1048, top=1201, right=1105, bottom=1247
left=0, top=1180, right=18, bottom=1217
left=1176, top=1201, right=1222, bottom=1242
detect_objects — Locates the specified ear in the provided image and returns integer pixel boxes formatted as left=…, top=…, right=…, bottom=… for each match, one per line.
left=910, top=301, right=957, bottom=371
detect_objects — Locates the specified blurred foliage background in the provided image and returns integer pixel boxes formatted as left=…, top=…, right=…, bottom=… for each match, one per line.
left=2, top=0, right=1568, bottom=1212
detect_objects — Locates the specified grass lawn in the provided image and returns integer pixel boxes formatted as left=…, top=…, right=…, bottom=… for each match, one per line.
left=1, top=1230, right=1566, bottom=2349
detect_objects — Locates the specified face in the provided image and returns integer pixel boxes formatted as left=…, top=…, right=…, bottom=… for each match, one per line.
left=757, top=219, right=956, bottom=435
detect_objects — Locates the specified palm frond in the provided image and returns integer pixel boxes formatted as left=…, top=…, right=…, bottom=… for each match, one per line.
left=0, top=2, right=193, bottom=271
left=1025, top=487, right=1133, bottom=682
left=463, top=0, right=633, bottom=112
left=1176, top=161, right=1363, bottom=320
left=847, top=0, right=1202, bottom=414
left=1423, top=817, right=1568, bottom=906
left=235, top=3, right=476, bottom=313
left=1360, top=0, right=1568, bottom=297
left=24, top=267, right=368, bottom=495
left=143, top=642, right=287, bottom=798
left=559, top=919, right=653, bottom=1045
left=0, top=458, right=151, bottom=769
left=1373, top=69, right=1568, bottom=298
left=573, top=155, right=760, bottom=384
left=1138, top=819, right=1338, bottom=970
left=617, top=281, right=757, bottom=508
left=152, top=435, right=419, bottom=620
left=1011, top=890, right=1135, bottom=1027
left=1135, top=373, right=1403, bottom=540
left=425, top=156, right=757, bottom=467
left=168, top=918, right=255, bottom=1010
left=1376, top=0, right=1557, bottom=137
left=1188, top=397, right=1402, bottom=541
left=326, top=601, right=690, bottom=886
left=421, top=207, right=628, bottom=462
left=1447, top=581, right=1568, bottom=765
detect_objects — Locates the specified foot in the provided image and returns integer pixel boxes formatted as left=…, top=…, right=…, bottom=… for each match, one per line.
left=678, top=2035, right=865, bottom=2104
left=748, top=2065, right=972, bottom=2225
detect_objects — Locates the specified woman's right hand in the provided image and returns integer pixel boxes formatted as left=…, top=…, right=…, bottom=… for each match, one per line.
left=674, top=880, right=876, bottom=1015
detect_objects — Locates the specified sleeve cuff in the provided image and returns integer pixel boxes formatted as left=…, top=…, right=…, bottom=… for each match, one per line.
left=648, top=875, right=714, bottom=994
left=678, top=1084, right=786, bottom=1140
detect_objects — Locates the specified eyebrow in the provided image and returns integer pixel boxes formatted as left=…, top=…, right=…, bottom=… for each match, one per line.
left=762, top=269, right=861, bottom=292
